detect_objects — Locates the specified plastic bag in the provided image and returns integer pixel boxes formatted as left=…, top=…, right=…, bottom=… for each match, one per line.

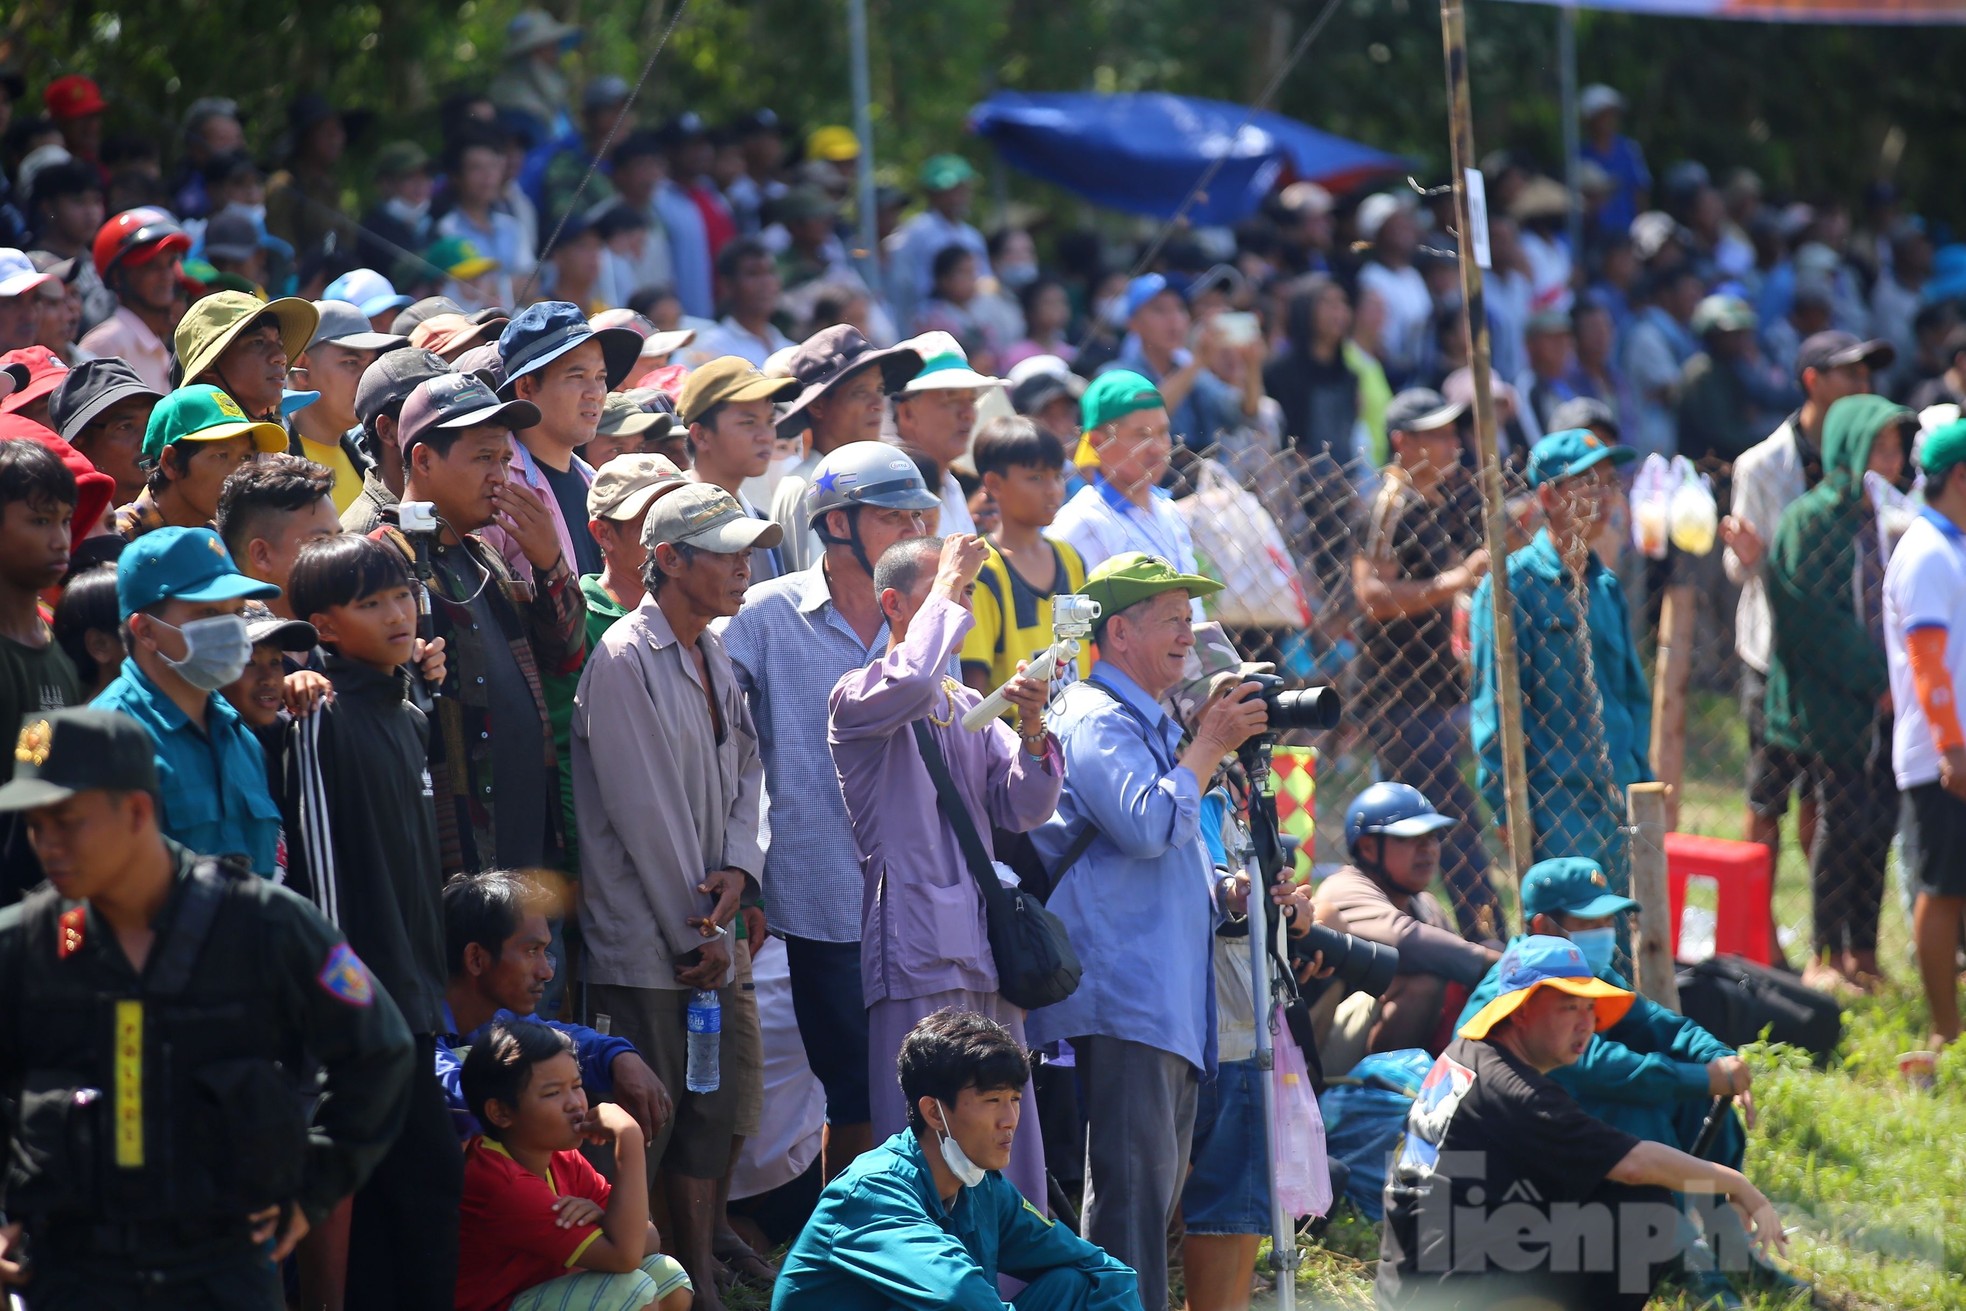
left=1629, top=453, right=1717, bottom=557
left=1269, top=1004, right=1333, bottom=1219
left=1179, top=458, right=1311, bottom=629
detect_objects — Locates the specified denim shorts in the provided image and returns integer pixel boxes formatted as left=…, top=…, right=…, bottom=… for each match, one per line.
left=1181, top=1057, right=1270, bottom=1235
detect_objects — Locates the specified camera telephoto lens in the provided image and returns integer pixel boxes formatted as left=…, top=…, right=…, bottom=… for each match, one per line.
left=1297, top=922, right=1400, bottom=997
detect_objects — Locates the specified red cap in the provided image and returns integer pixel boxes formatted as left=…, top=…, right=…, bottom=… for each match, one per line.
left=0, top=415, right=115, bottom=549
left=43, top=75, right=107, bottom=122
left=0, top=347, right=70, bottom=415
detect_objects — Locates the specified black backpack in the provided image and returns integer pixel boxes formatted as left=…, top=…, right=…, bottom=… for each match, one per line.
left=1675, top=954, right=1843, bottom=1063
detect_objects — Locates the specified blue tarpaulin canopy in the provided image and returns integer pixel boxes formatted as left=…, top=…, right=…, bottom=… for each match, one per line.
left=968, top=91, right=1406, bottom=228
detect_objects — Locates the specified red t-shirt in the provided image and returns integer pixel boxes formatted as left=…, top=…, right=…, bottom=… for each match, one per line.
left=454, top=1136, right=612, bottom=1311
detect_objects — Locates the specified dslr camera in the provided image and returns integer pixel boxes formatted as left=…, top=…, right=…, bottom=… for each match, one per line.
left=1240, top=671, right=1341, bottom=734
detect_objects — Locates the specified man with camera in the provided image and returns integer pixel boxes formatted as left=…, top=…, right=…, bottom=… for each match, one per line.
left=1316, top=784, right=1502, bottom=1070
left=1024, top=551, right=1268, bottom=1311
left=827, top=532, right=1059, bottom=1207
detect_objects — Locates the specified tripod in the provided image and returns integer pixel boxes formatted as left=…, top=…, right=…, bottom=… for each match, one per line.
left=1229, top=738, right=1301, bottom=1311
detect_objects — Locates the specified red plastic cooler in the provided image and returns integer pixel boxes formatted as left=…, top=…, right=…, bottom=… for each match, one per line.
left=1665, top=832, right=1773, bottom=965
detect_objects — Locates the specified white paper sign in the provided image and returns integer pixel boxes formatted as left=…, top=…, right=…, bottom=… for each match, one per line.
left=1464, top=168, right=1493, bottom=270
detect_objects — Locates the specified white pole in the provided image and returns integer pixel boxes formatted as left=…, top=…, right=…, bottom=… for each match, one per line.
left=1241, top=752, right=1297, bottom=1311
left=1559, top=4, right=1584, bottom=266
left=847, top=0, right=882, bottom=297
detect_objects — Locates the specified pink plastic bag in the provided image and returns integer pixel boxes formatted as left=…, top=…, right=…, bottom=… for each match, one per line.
left=1269, top=1004, right=1332, bottom=1219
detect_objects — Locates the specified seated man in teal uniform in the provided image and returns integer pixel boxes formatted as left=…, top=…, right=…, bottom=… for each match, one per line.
left=772, top=1009, right=1138, bottom=1311
left=1457, top=857, right=1747, bottom=1159
left=1455, top=857, right=1798, bottom=1303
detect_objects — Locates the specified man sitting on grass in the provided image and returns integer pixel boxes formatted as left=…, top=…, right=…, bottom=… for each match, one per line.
left=456, top=1020, right=693, bottom=1311
left=772, top=1009, right=1138, bottom=1311
left=1379, top=937, right=1787, bottom=1311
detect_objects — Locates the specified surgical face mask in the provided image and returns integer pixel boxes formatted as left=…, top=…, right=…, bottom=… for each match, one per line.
left=384, top=195, right=431, bottom=227
left=1569, top=926, right=1617, bottom=976
left=934, top=1100, right=985, bottom=1188
left=998, top=261, right=1039, bottom=291
left=150, top=613, right=253, bottom=692
left=220, top=201, right=267, bottom=230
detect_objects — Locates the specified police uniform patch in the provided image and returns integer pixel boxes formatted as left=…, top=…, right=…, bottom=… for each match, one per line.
left=57, top=905, right=85, bottom=959
left=1021, top=1197, right=1054, bottom=1228
left=317, top=942, right=376, bottom=1006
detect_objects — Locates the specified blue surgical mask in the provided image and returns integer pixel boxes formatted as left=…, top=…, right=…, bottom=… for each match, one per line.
left=1569, top=927, right=1617, bottom=976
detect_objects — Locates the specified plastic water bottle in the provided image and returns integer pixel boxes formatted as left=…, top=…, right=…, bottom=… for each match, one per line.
left=685, top=989, right=721, bottom=1093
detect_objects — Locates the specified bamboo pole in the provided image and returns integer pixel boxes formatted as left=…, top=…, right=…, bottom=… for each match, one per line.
left=1439, top=0, right=1534, bottom=895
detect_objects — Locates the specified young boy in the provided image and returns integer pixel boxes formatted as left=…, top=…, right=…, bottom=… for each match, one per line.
left=0, top=439, right=83, bottom=900
left=219, top=602, right=321, bottom=738
left=457, top=1021, right=692, bottom=1311
left=279, top=532, right=460, bottom=1308
left=960, top=415, right=1091, bottom=704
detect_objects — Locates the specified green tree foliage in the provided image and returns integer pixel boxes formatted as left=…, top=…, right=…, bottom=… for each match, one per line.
left=8, top=0, right=1966, bottom=221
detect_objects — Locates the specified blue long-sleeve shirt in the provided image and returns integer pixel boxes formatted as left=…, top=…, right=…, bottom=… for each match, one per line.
left=773, top=1131, right=1138, bottom=1311
left=1470, top=528, right=1652, bottom=823
left=1025, top=661, right=1218, bottom=1072
left=433, top=1001, right=636, bottom=1138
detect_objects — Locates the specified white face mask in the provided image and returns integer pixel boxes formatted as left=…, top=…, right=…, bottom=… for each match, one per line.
left=150, top=613, right=253, bottom=692
left=220, top=201, right=267, bottom=229
left=383, top=195, right=431, bottom=227
left=934, top=1099, right=986, bottom=1188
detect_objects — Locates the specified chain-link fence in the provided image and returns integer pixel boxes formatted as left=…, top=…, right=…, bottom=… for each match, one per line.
left=1152, top=428, right=1906, bottom=987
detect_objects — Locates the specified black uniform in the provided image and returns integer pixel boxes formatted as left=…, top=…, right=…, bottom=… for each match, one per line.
left=0, top=842, right=415, bottom=1310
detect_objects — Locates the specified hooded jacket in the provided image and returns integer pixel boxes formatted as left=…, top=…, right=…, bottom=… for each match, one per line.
left=0, top=414, right=116, bottom=548
left=1764, top=392, right=1909, bottom=766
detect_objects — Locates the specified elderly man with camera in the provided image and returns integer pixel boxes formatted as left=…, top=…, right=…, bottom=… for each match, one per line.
left=1024, top=551, right=1270, bottom=1311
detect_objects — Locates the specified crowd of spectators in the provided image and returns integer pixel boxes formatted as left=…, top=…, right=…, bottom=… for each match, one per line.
left=0, top=20, right=1958, bottom=1311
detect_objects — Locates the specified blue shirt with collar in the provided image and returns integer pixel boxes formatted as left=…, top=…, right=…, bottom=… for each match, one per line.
left=93, top=659, right=281, bottom=878
left=1024, top=660, right=1218, bottom=1072
left=719, top=563, right=889, bottom=944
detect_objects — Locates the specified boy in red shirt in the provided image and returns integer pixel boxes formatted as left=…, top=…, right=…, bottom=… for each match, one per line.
left=456, top=1021, right=692, bottom=1311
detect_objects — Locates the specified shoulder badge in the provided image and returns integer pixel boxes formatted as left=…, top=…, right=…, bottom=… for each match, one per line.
left=1020, top=1197, right=1054, bottom=1228
left=317, top=942, right=376, bottom=1006
left=57, top=905, right=85, bottom=959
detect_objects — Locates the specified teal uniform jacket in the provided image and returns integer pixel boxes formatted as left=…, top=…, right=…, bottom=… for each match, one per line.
left=1470, top=529, right=1650, bottom=892
left=772, top=1131, right=1139, bottom=1311
left=1455, top=936, right=1742, bottom=1165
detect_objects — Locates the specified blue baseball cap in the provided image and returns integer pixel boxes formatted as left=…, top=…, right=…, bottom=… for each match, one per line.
left=1458, top=935, right=1635, bottom=1041
left=1521, top=857, right=1640, bottom=921
left=1526, top=427, right=1638, bottom=489
left=117, top=526, right=279, bottom=618
left=323, top=268, right=414, bottom=320
left=495, top=300, right=643, bottom=399
left=1121, top=273, right=1184, bottom=322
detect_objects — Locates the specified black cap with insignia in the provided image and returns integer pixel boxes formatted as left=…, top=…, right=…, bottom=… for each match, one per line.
left=0, top=708, right=160, bottom=811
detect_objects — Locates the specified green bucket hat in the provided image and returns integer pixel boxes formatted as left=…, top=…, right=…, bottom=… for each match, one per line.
left=173, top=291, right=318, bottom=388
left=140, top=383, right=290, bottom=469
left=1079, top=550, right=1221, bottom=623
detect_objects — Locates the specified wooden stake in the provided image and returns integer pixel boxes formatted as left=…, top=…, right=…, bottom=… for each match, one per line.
left=1627, top=782, right=1681, bottom=1010
left=1649, top=582, right=1695, bottom=831
left=1439, top=0, right=1533, bottom=896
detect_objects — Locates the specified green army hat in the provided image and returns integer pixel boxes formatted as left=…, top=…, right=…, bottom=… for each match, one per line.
left=1078, top=550, right=1220, bottom=621
left=0, top=708, right=160, bottom=811
left=1521, top=857, right=1640, bottom=921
